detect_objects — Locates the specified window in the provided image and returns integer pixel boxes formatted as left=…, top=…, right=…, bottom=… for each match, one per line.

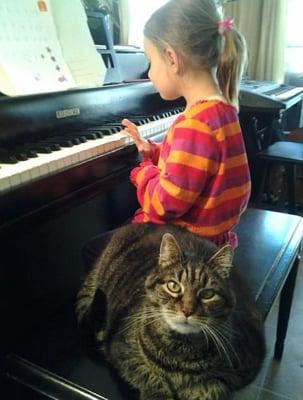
left=285, top=0, right=303, bottom=73
left=127, top=0, right=168, bottom=47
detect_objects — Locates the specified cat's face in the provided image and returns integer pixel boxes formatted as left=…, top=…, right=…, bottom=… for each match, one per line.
left=145, top=233, right=235, bottom=335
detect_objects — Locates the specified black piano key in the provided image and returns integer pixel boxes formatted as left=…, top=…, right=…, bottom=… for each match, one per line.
left=59, top=135, right=82, bottom=145
left=23, top=143, right=52, bottom=153
left=127, top=117, right=150, bottom=125
left=0, top=148, right=18, bottom=164
left=101, top=124, right=122, bottom=133
left=80, top=132, right=99, bottom=140
left=73, top=138, right=82, bottom=144
left=15, top=147, right=38, bottom=158
left=66, top=134, right=88, bottom=143
left=14, top=152, right=28, bottom=161
left=81, top=130, right=103, bottom=139
left=46, top=137, right=74, bottom=147
left=37, top=141, right=61, bottom=151
left=5, top=147, right=29, bottom=161
left=97, top=127, right=118, bottom=135
left=88, top=126, right=123, bottom=135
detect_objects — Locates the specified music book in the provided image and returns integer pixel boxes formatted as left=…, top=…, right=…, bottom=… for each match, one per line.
left=0, top=0, right=106, bottom=96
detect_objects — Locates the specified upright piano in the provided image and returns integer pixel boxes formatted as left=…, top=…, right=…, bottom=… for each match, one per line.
left=0, top=81, right=185, bottom=232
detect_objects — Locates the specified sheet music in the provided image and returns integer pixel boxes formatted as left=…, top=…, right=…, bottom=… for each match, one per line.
left=0, top=0, right=106, bottom=96
left=51, top=0, right=105, bottom=88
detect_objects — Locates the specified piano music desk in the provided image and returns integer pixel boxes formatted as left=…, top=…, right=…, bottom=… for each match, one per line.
left=2, top=208, right=303, bottom=399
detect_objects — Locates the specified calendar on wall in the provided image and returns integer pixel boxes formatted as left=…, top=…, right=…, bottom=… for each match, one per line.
left=0, top=0, right=106, bottom=96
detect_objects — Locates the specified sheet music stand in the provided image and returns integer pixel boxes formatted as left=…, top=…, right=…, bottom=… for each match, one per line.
left=86, top=10, right=122, bottom=84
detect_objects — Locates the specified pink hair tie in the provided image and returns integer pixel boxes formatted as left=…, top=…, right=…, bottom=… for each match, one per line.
left=218, top=18, right=234, bottom=34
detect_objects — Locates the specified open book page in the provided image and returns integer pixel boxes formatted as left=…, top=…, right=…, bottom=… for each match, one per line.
left=50, top=0, right=106, bottom=88
left=0, top=0, right=106, bottom=96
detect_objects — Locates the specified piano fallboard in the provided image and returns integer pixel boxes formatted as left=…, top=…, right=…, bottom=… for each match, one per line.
left=0, top=81, right=178, bottom=143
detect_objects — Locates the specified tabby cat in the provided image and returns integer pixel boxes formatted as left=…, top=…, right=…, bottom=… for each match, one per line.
left=76, top=223, right=265, bottom=400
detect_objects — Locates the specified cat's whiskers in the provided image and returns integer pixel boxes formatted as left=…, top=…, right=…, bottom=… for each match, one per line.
left=220, top=320, right=241, bottom=337
left=202, top=324, right=225, bottom=362
left=198, top=324, right=210, bottom=349
left=208, top=322, right=241, bottom=365
left=188, top=316, right=211, bottom=346
left=118, top=316, right=160, bottom=336
left=118, top=308, right=164, bottom=335
left=202, top=324, right=234, bottom=367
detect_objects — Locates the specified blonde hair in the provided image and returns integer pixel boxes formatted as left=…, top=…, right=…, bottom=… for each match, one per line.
left=217, top=29, right=247, bottom=110
left=144, top=0, right=247, bottom=109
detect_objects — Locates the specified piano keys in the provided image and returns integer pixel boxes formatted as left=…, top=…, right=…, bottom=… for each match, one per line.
left=239, top=79, right=303, bottom=113
left=0, top=111, right=181, bottom=194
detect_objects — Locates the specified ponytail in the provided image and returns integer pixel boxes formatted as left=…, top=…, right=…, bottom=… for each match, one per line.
left=217, top=29, right=247, bottom=111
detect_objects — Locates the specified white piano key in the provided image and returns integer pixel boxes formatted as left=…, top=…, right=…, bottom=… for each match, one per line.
left=0, top=165, right=13, bottom=192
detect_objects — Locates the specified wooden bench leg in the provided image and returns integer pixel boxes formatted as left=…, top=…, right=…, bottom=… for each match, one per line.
left=286, top=164, right=297, bottom=214
left=256, top=161, right=269, bottom=208
left=274, top=254, right=300, bottom=360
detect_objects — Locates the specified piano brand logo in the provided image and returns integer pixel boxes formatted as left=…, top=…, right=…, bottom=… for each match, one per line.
left=56, top=108, right=80, bottom=119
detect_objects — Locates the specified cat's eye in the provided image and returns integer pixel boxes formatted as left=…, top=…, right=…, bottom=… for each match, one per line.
left=167, top=280, right=182, bottom=294
left=199, top=289, right=215, bottom=300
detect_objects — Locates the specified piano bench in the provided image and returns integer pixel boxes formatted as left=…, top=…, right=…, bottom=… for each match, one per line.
left=2, top=208, right=303, bottom=400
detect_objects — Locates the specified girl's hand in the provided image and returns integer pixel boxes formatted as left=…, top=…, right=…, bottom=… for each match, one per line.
left=121, top=118, right=151, bottom=153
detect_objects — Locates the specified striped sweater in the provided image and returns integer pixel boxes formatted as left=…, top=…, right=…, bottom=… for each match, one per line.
left=130, top=100, right=251, bottom=247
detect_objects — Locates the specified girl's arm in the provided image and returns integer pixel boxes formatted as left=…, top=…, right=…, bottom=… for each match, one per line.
left=130, top=121, right=220, bottom=221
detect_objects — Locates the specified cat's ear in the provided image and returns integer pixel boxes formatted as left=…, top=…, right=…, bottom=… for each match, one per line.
left=207, top=245, right=233, bottom=279
left=159, top=233, right=182, bottom=268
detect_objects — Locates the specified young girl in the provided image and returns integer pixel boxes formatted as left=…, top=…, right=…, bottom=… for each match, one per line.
left=122, top=0, right=250, bottom=248
left=83, top=0, right=250, bottom=267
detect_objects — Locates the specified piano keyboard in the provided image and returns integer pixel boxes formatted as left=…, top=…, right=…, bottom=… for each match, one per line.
left=0, top=110, right=182, bottom=194
left=272, top=86, right=303, bottom=100
left=264, top=85, right=303, bottom=100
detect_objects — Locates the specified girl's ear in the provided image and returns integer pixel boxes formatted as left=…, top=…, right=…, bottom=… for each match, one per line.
left=165, top=46, right=183, bottom=73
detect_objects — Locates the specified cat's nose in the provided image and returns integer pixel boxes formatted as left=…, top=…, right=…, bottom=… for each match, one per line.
left=182, top=307, right=193, bottom=317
